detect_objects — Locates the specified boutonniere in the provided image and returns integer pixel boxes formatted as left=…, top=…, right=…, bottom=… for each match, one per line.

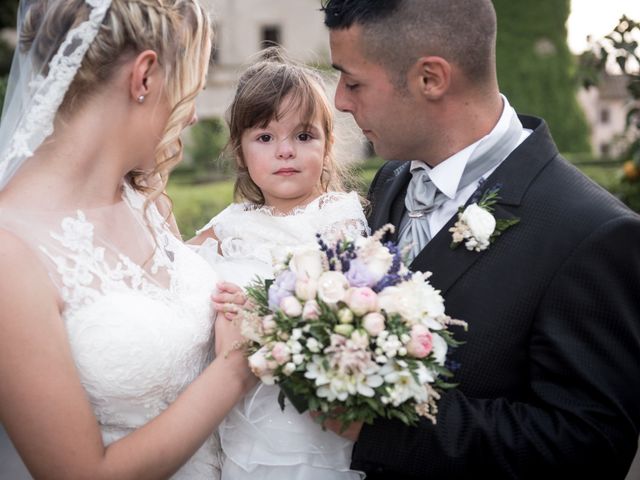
left=449, top=184, right=519, bottom=252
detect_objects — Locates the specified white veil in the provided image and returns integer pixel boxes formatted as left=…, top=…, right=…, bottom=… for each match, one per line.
left=0, top=0, right=112, bottom=190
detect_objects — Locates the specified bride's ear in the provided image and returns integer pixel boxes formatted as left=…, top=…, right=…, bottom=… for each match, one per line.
left=409, top=56, right=451, bottom=101
left=130, top=50, right=160, bottom=104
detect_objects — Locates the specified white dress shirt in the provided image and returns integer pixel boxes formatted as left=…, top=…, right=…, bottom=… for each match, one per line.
left=409, top=95, right=531, bottom=240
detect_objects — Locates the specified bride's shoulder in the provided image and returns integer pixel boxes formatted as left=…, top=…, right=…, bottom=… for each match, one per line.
left=0, top=228, right=57, bottom=302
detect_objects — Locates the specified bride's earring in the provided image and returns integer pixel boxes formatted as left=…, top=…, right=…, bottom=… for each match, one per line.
left=137, top=95, right=145, bottom=104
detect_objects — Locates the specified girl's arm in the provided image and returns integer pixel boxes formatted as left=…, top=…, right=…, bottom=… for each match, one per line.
left=0, top=230, right=255, bottom=480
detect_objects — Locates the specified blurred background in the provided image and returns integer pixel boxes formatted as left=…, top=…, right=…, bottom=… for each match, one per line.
left=1, top=0, right=640, bottom=234
left=0, top=1, right=639, bottom=478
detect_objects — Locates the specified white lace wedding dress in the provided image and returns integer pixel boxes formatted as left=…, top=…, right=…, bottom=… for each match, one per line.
left=196, top=191, right=368, bottom=480
left=0, top=183, right=222, bottom=479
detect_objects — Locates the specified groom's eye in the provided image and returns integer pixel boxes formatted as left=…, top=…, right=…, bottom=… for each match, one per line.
left=345, top=82, right=359, bottom=91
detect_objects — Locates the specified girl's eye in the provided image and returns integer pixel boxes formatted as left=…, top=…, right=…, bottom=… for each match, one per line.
left=297, top=132, right=313, bottom=142
left=258, top=134, right=272, bottom=142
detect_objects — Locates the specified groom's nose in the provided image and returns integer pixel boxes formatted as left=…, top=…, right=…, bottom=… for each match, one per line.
left=335, top=81, right=353, bottom=114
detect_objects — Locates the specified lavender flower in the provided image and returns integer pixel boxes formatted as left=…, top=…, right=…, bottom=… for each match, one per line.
left=268, top=270, right=297, bottom=310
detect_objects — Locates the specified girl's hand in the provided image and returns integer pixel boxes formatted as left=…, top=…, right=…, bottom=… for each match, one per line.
left=212, top=281, right=246, bottom=320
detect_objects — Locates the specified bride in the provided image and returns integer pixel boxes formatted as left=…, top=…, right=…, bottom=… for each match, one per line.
left=0, top=0, right=255, bottom=478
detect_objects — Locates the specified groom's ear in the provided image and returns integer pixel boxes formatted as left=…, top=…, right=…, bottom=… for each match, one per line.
left=410, top=56, right=451, bottom=100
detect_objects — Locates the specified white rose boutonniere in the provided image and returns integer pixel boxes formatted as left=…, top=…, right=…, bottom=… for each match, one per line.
left=449, top=184, right=519, bottom=252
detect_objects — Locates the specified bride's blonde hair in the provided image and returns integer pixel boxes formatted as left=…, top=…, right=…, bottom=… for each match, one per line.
left=21, top=0, right=212, bottom=210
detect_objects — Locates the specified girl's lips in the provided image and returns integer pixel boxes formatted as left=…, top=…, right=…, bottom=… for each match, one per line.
left=274, top=168, right=299, bottom=176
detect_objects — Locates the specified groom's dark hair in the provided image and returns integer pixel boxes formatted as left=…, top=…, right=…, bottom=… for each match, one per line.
left=321, top=0, right=497, bottom=88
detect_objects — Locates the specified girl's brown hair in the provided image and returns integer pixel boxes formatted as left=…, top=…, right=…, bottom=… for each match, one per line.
left=227, top=47, right=348, bottom=205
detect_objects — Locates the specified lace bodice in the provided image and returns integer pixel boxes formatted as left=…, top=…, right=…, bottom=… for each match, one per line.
left=197, top=191, right=368, bottom=274
left=0, top=184, right=222, bottom=479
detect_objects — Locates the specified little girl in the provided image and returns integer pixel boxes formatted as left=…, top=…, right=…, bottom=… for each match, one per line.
left=191, top=49, right=367, bottom=479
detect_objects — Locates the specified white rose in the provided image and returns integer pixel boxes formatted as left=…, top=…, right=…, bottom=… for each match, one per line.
left=289, top=247, right=324, bottom=280
left=280, top=296, right=303, bottom=317
left=317, top=271, right=349, bottom=305
left=295, top=277, right=318, bottom=301
left=461, top=204, right=496, bottom=247
left=362, top=312, right=386, bottom=336
left=355, top=237, right=394, bottom=282
left=378, top=273, right=445, bottom=325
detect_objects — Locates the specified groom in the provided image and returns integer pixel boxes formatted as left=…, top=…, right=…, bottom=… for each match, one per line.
left=321, top=0, right=640, bottom=478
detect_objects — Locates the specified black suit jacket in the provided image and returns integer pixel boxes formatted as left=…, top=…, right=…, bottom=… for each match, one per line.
left=353, top=115, right=640, bottom=479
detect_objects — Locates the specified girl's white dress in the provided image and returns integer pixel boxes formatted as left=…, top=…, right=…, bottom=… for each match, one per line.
left=0, top=184, right=222, bottom=479
left=196, top=191, right=368, bottom=480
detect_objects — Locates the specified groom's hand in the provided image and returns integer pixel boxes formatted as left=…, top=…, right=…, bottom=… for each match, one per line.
left=309, top=411, right=363, bottom=442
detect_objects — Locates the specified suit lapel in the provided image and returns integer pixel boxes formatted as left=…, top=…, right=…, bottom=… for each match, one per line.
left=369, top=163, right=411, bottom=241
left=410, top=115, right=558, bottom=295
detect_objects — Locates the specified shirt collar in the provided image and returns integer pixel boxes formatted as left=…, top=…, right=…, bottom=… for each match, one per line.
left=410, top=94, right=514, bottom=199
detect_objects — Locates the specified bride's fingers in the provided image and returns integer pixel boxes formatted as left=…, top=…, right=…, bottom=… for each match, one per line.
left=212, top=301, right=239, bottom=314
left=211, top=288, right=246, bottom=307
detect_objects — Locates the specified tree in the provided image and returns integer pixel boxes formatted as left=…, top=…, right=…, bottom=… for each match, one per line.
left=493, top=0, right=590, bottom=153
left=183, top=117, right=229, bottom=178
left=578, top=16, right=640, bottom=212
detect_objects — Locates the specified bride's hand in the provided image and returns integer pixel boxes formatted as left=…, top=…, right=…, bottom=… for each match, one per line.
left=211, top=281, right=246, bottom=320
left=213, top=308, right=258, bottom=392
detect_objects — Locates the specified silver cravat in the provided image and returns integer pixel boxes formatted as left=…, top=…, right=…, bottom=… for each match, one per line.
left=398, top=108, right=524, bottom=262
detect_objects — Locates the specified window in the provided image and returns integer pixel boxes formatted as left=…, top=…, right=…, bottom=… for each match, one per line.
left=600, top=108, right=610, bottom=124
left=600, top=142, right=610, bottom=156
left=261, top=25, right=281, bottom=48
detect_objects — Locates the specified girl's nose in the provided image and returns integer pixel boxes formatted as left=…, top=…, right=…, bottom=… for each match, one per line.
left=276, top=140, right=295, bottom=159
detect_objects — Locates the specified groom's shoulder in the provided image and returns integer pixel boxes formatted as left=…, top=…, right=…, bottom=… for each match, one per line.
left=370, top=160, right=406, bottom=190
left=529, top=150, right=639, bottom=233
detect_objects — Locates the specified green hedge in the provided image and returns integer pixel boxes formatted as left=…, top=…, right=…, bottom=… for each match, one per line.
left=167, top=179, right=235, bottom=238
left=168, top=162, right=632, bottom=236
left=493, top=0, right=590, bottom=153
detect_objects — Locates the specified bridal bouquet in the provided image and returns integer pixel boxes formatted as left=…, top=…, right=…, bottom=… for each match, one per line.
left=240, top=225, right=466, bottom=427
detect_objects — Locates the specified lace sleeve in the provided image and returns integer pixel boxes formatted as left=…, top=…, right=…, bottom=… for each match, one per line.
left=315, top=191, right=370, bottom=240
left=195, top=203, right=237, bottom=237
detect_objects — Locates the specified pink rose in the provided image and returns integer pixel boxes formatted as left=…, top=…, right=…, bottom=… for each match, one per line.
left=302, top=300, right=321, bottom=320
left=345, top=287, right=378, bottom=316
left=362, top=312, right=386, bottom=336
left=406, top=324, right=433, bottom=359
left=271, top=342, right=291, bottom=365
